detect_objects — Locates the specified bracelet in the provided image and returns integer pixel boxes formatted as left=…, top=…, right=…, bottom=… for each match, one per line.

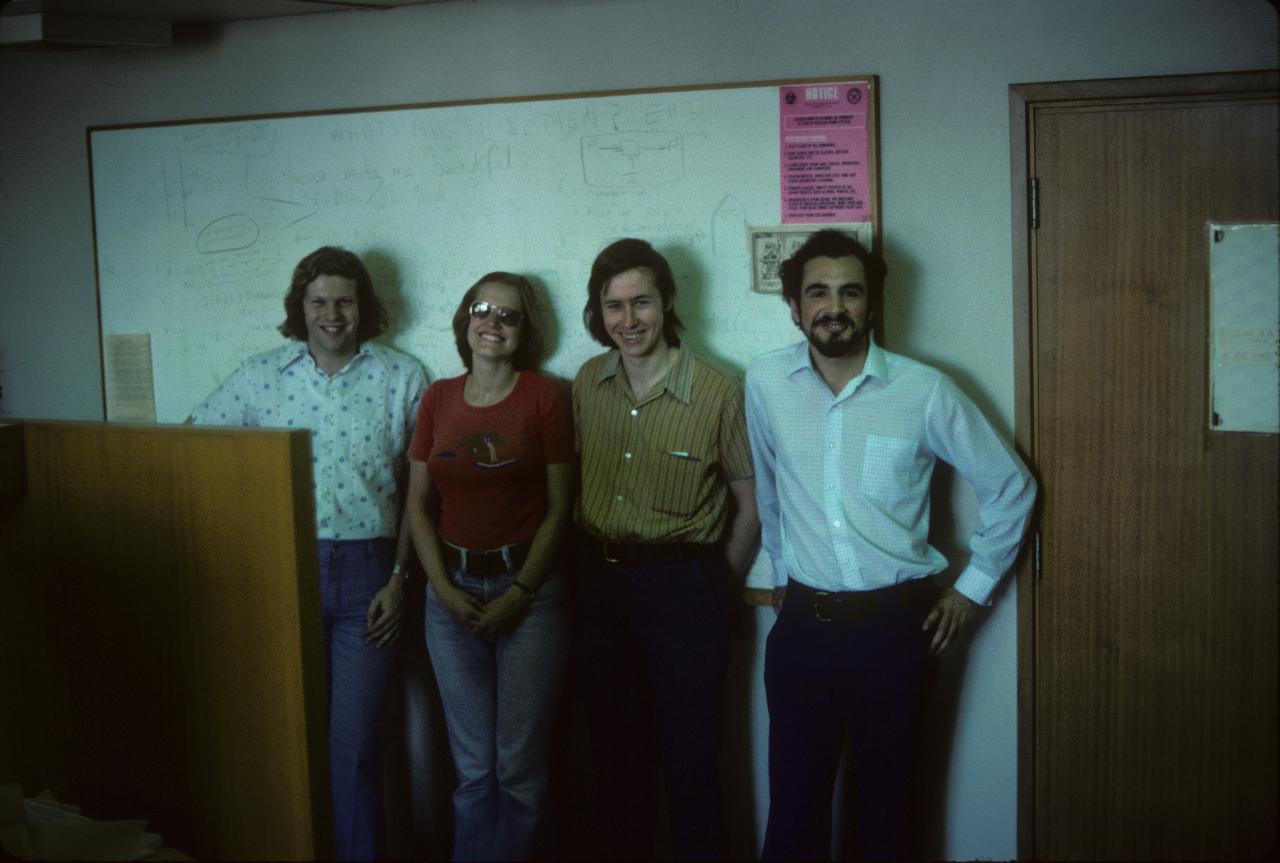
left=391, top=564, right=406, bottom=583
left=511, top=580, right=534, bottom=597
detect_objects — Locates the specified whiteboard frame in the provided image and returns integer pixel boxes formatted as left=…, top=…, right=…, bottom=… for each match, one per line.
left=86, top=74, right=879, bottom=423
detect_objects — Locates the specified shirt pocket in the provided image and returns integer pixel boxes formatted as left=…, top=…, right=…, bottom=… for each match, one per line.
left=651, top=449, right=707, bottom=516
left=861, top=434, right=917, bottom=504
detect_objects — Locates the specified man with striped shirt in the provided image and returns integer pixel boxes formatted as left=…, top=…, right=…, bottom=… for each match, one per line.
left=745, top=230, right=1036, bottom=859
left=570, top=238, right=758, bottom=860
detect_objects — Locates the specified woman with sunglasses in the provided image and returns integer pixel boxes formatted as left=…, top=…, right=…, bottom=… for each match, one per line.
left=405, top=272, right=573, bottom=860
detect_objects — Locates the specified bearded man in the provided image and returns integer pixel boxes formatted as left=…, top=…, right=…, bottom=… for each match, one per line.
left=744, top=230, right=1036, bottom=860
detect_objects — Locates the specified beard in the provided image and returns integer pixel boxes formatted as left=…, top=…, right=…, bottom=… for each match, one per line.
left=805, top=312, right=867, bottom=358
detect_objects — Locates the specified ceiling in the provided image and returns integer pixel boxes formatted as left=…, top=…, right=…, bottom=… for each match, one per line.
left=1, top=0, right=444, bottom=23
left=0, top=0, right=455, bottom=47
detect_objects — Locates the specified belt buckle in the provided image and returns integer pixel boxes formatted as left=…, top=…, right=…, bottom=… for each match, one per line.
left=813, top=590, right=833, bottom=623
left=602, top=541, right=622, bottom=564
left=465, top=549, right=496, bottom=577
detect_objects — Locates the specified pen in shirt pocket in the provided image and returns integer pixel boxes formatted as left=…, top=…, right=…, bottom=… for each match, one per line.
left=665, top=450, right=702, bottom=461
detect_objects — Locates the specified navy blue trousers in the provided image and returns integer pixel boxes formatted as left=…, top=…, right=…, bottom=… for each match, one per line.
left=762, top=578, right=936, bottom=861
left=570, top=539, right=730, bottom=861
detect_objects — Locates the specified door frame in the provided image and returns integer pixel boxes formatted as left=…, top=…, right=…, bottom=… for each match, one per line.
left=1007, top=68, right=1280, bottom=860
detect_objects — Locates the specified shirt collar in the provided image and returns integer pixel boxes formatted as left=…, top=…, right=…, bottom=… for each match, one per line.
left=786, top=335, right=888, bottom=384
left=595, top=350, right=623, bottom=383
left=277, top=339, right=380, bottom=374
left=277, top=340, right=310, bottom=372
left=595, top=346, right=694, bottom=405
left=863, top=337, right=889, bottom=381
left=665, top=346, right=695, bottom=404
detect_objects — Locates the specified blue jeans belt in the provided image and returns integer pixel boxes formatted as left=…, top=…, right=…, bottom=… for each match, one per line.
left=788, top=577, right=935, bottom=623
left=443, top=541, right=531, bottom=577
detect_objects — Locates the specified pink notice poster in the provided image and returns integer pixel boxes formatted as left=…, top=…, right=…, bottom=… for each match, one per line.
left=779, top=81, right=871, bottom=224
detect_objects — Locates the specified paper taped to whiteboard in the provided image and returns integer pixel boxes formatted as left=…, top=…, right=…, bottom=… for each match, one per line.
left=105, top=333, right=157, bottom=423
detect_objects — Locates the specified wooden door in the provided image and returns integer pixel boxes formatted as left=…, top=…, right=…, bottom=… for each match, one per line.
left=1011, top=72, right=1278, bottom=860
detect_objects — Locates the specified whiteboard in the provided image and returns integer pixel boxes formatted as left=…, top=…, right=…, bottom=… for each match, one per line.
left=89, top=77, right=878, bottom=424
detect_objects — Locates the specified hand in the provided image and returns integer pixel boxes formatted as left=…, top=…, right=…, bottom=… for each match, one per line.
left=363, top=579, right=404, bottom=647
left=436, top=582, right=484, bottom=632
left=771, top=585, right=787, bottom=615
left=470, top=587, right=531, bottom=640
left=921, top=587, right=977, bottom=655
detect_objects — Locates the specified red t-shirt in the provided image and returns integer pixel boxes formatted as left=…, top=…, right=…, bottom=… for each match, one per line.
left=408, top=371, right=573, bottom=549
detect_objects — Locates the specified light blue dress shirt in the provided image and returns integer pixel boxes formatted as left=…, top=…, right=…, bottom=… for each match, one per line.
left=190, top=340, right=426, bottom=541
left=744, top=339, right=1035, bottom=605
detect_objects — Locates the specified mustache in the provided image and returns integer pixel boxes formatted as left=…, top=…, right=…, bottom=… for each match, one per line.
left=812, top=312, right=856, bottom=328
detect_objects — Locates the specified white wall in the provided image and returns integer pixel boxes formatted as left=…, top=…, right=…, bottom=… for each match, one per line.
left=2, top=0, right=1275, bottom=858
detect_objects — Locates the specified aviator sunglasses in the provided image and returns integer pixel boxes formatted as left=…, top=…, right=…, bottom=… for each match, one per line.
left=469, top=300, right=523, bottom=328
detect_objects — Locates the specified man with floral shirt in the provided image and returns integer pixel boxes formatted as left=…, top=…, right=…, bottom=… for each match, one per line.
left=190, top=245, right=425, bottom=861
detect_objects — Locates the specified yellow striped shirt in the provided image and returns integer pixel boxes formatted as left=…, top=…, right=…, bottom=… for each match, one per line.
left=573, top=347, right=754, bottom=544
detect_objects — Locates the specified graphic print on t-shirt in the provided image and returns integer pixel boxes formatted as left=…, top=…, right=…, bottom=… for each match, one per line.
left=440, top=430, right=517, bottom=469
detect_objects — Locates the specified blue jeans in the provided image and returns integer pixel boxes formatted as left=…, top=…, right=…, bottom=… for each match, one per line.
left=426, top=566, right=568, bottom=860
left=318, top=538, right=398, bottom=861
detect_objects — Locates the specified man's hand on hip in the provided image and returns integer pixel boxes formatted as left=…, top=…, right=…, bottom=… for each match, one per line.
left=922, top=587, right=977, bottom=655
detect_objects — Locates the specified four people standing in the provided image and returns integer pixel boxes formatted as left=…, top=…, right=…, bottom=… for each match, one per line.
left=193, top=231, right=1033, bottom=861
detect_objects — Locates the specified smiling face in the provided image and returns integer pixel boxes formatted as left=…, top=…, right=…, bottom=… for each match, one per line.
left=600, top=267, right=667, bottom=360
left=790, top=255, right=872, bottom=360
left=303, top=274, right=361, bottom=370
left=466, top=281, right=524, bottom=365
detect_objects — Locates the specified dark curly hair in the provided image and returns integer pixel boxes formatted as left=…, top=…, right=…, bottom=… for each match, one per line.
left=582, top=238, right=684, bottom=349
left=778, top=230, right=886, bottom=323
left=451, top=272, right=546, bottom=371
left=278, top=246, right=389, bottom=342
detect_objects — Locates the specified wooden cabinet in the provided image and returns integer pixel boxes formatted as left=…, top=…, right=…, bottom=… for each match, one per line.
left=0, top=421, right=329, bottom=860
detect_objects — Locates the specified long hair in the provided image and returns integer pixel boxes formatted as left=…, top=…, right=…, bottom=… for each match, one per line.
left=278, top=246, right=389, bottom=342
left=582, top=238, right=684, bottom=349
left=451, top=272, right=546, bottom=371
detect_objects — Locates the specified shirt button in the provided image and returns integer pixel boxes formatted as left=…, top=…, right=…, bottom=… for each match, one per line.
left=624, top=452, right=632, bottom=460
left=629, top=408, right=639, bottom=417
left=833, top=520, right=842, bottom=528
left=615, top=494, right=624, bottom=502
